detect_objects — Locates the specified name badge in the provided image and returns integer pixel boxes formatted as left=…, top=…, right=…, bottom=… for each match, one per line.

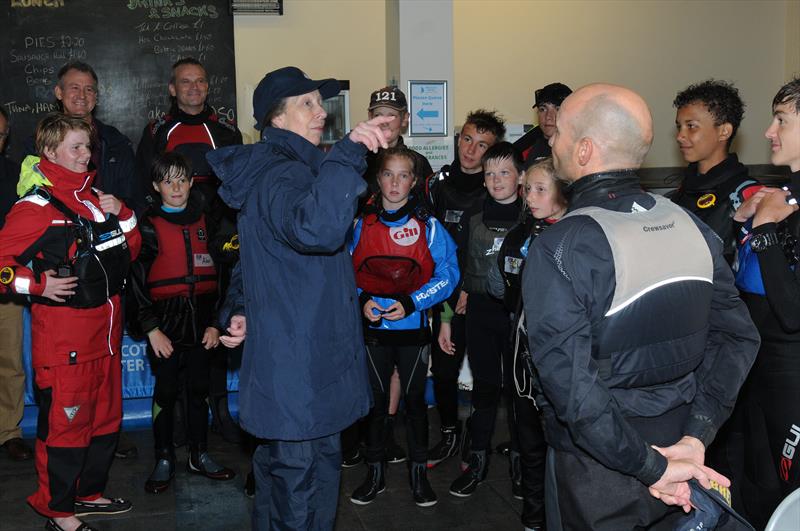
left=444, top=210, right=463, bottom=223
left=504, top=256, right=523, bottom=275
left=193, top=253, right=214, bottom=267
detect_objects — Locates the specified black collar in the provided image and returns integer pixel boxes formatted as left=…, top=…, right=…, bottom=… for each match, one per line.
left=683, top=154, right=747, bottom=192
left=566, top=169, right=642, bottom=211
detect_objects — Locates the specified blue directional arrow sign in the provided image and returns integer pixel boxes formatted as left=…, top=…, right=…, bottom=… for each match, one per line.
left=417, top=109, right=439, bottom=119
left=409, top=80, right=447, bottom=136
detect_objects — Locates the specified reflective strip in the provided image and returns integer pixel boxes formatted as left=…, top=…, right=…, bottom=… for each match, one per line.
left=17, top=195, right=49, bottom=207
left=119, top=214, right=137, bottom=233
left=203, top=123, right=217, bottom=149
left=95, top=234, right=126, bottom=252
left=51, top=219, right=72, bottom=225
left=166, top=122, right=181, bottom=140
left=605, top=276, right=714, bottom=317
left=14, top=277, right=31, bottom=295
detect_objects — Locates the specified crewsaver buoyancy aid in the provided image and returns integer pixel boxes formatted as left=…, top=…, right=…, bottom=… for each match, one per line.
left=147, top=214, right=217, bottom=300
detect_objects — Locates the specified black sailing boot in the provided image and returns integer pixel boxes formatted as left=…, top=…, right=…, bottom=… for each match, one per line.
left=410, top=462, right=437, bottom=507
left=145, top=448, right=175, bottom=494
left=350, top=461, right=385, bottom=505
left=449, top=450, right=488, bottom=497
left=426, top=425, right=459, bottom=468
left=188, top=444, right=235, bottom=480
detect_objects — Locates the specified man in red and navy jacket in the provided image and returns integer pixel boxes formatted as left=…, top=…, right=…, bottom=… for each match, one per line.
left=135, top=57, right=242, bottom=207
left=135, top=57, right=243, bottom=443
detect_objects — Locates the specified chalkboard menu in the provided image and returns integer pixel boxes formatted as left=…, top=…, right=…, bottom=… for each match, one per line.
left=1, top=0, right=237, bottom=163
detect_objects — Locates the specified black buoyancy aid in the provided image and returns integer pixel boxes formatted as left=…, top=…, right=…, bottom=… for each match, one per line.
left=352, top=213, right=435, bottom=296
left=463, top=199, right=521, bottom=294
left=22, top=188, right=130, bottom=309
left=498, top=216, right=553, bottom=312
left=147, top=214, right=217, bottom=300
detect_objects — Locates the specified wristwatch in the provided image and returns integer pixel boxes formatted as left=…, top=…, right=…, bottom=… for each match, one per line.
left=750, top=231, right=780, bottom=252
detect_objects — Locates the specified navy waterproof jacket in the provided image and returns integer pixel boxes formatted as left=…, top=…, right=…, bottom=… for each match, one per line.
left=207, top=127, right=372, bottom=441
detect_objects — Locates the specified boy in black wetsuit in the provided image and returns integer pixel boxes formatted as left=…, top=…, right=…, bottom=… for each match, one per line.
left=670, top=80, right=760, bottom=264
left=128, top=152, right=236, bottom=495
left=424, top=110, right=505, bottom=468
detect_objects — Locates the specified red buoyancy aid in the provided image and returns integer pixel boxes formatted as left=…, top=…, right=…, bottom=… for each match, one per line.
left=352, top=214, right=435, bottom=296
left=147, top=214, right=217, bottom=300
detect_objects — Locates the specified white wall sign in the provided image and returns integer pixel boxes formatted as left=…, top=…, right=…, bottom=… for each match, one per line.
left=408, top=80, right=447, bottom=137
left=404, top=136, right=454, bottom=172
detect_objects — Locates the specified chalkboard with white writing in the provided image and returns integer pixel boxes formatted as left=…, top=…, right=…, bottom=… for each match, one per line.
left=1, top=0, right=236, bottom=163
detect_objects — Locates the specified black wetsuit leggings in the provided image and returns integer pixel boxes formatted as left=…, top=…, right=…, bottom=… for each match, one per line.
left=740, top=340, right=800, bottom=530
left=150, top=343, right=211, bottom=451
left=430, top=312, right=466, bottom=429
left=511, top=380, right=547, bottom=527
left=465, top=294, right=510, bottom=452
left=364, top=343, right=430, bottom=464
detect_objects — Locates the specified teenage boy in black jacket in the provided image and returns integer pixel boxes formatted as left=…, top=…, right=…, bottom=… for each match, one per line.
left=424, top=110, right=504, bottom=467
left=732, top=77, right=800, bottom=529
left=670, top=80, right=760, bottom=264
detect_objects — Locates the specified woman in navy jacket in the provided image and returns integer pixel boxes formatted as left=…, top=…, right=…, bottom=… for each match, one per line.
left=207, top=66, right=392, bottom=530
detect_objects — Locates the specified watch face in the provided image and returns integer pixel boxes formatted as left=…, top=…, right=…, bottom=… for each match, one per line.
left=751, top=232, right=778, bottom=252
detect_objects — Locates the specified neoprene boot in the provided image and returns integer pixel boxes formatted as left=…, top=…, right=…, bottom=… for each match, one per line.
left=426, top=425, right=459, bottom=468
left=145, top=448, right=175, bottom=494
left=410, top=462, right=437, bottom=507
left=350, top=461, right=385, bottom=505
left=449, top=450, right=488, bottom=497
left=187, top=444, right=235, bottom=480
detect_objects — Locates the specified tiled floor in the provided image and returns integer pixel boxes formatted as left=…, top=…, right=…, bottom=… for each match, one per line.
left=0, top=411, right=526, bottom=531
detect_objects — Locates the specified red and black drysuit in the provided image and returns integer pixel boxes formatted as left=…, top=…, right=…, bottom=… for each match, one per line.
left=127, top=191, right=231, bottom=461
left=0, top=158, right=140, bottom=518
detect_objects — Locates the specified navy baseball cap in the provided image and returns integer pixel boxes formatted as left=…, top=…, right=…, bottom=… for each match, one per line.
left=534, top=82, right=572, bottom=108
left=253, top=67, right=340, bottom=130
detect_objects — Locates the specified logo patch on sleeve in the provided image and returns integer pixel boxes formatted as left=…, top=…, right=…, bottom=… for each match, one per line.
left=63, top=405, right=81, bottom=423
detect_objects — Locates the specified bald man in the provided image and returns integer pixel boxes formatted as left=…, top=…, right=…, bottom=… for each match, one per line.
left=521, top=84, right=759, bottom=529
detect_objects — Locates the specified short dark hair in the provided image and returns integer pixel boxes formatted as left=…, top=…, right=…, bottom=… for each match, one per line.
left=151, top=151, right=192, bottom=183
left=57, top=61, right=98, bottom=85
left=773, top=77, right=800, bottom=114
left=481, top=141, right=524, bottom=174
left=673, top=80, right=745, bottom=146
left=0, top=104, right=9, bottom=124
left=464, top=109, right=506, bottom=141
left=170, top=57, right=206, bottom=84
